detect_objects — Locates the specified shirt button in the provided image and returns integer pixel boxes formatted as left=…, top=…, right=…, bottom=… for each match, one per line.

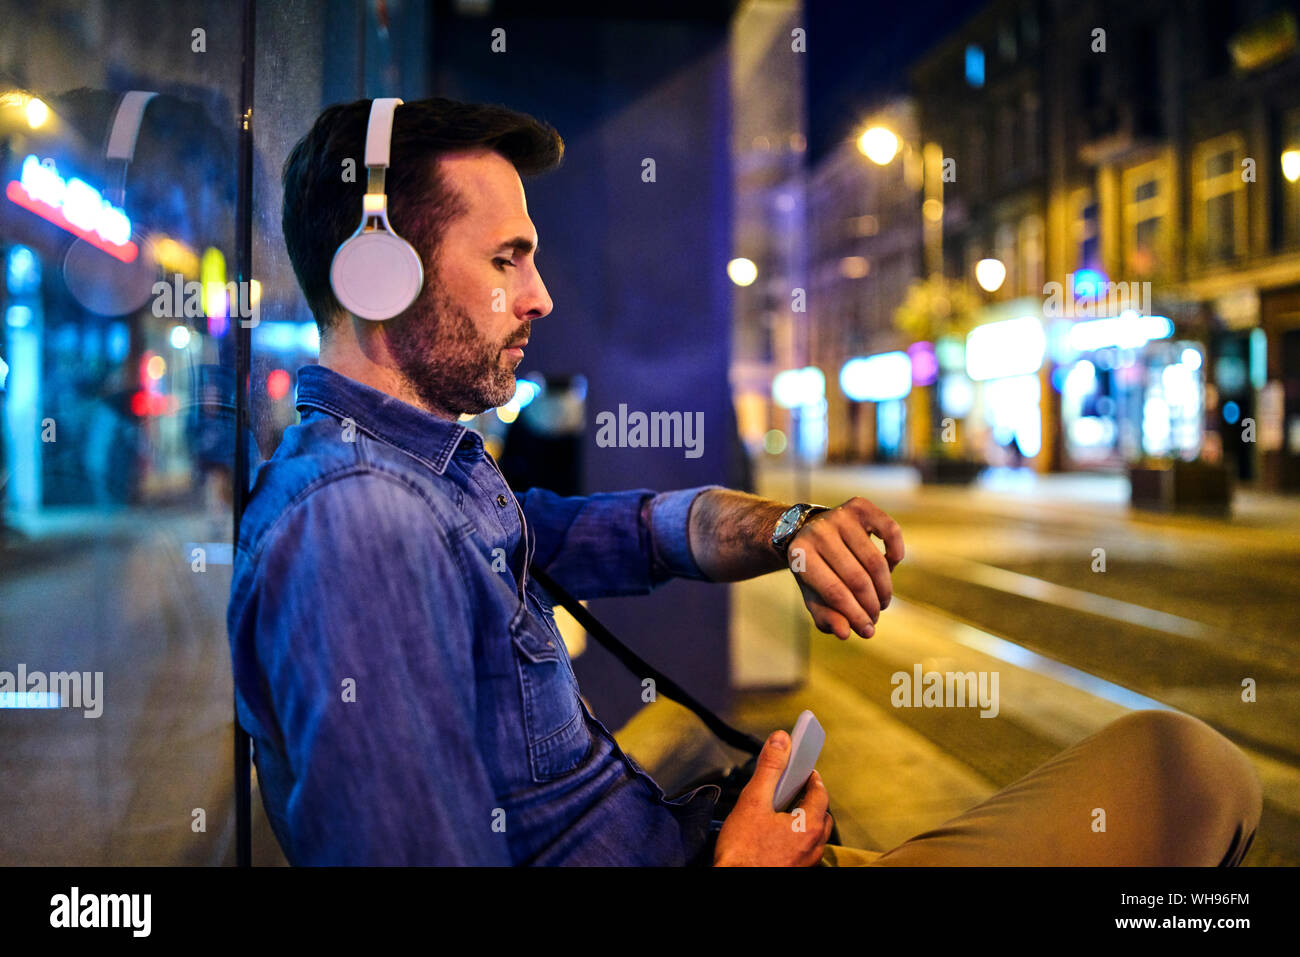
left=496, top=493, right=508, bottom=507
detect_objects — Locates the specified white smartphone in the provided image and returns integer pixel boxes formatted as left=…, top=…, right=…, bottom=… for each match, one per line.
left=772, top=710, right=825, bottom=812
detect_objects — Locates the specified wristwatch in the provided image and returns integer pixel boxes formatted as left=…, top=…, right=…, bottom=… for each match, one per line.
left=771, top=503, right=830, bottom=558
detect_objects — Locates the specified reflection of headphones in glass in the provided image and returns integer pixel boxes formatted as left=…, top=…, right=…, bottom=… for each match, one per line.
left=63, top=90, right=162, bottom=316
left=329, top=97, right=424, bottom=320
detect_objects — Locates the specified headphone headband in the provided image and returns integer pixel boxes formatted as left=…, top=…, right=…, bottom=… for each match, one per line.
left=106, top=91, right=159, bottom=162
left=364, top=97, right=403, bottom=170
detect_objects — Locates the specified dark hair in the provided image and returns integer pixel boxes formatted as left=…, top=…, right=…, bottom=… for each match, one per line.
left=282, top=97, right=564, bottom=331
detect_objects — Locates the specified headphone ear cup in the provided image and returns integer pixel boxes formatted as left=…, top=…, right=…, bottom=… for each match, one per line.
left=330, top=231, right=424, bottom=321
left=63, top=237, right=159, bottom=316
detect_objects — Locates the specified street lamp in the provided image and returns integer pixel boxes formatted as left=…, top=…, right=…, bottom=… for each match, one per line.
left=727, top=257, right=757, bottom=286
left=855, top=121, right=944, bottom=279
left=975, top=257, right=1007, bottom=292
left=1282, top=149, right=1300, bottom=183
left=857, top=126, right=900, bottom=166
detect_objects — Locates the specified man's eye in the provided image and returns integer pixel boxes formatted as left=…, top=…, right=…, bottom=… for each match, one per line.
left=493, top=257, right=515, bottom=270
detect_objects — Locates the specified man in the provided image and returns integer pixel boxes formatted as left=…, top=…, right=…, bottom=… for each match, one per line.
left=228, top=97, right=1262, bottom=866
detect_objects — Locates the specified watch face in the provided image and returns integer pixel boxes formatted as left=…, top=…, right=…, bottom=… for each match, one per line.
left=774, top=505, right=803, bottom=540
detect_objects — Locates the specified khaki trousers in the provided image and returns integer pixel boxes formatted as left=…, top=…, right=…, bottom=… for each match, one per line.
left=820, top=710, right=1263, bottom=866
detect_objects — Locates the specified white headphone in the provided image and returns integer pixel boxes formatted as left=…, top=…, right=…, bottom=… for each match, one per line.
left=329, top=97, right=425, bottom=320
left=63, top=90, right=162, bottom=316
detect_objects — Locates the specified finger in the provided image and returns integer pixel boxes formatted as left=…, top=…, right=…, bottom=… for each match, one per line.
left=799, top=581, right=853, bottom=641
left=801, top=539, right=878, bottom=636
left=744, top=730, right=792, bottom=802
left=795, top=768, right=830, bottom=820
left=817, top=524, right=884, bottom=624
left=850, top=499, right=905, bottom=570
left=838, top=518, right=893, bottom=610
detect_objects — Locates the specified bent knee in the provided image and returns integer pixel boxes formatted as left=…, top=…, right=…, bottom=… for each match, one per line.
left=1113, top=710, right=1263, bottom=830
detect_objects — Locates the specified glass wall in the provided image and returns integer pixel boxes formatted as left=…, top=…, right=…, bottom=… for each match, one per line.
left=0, top=0, right=428, bottom=866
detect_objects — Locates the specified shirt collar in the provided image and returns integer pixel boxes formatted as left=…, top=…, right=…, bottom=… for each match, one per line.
left=294, top=364, right=482, bottom=475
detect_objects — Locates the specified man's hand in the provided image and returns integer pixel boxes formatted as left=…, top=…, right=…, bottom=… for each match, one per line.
left=713, top=731, right=833, bottom=867
left=787, top=497, right=904, bottom=640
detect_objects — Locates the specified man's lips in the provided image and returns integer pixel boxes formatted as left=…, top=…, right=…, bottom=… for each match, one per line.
left=503, top=340, right=527, bottom=357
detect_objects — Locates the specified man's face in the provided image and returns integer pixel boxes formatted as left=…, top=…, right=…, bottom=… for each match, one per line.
left=385, top=148, right=552, bottom=418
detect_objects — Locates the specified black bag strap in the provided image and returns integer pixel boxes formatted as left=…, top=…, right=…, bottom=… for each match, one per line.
left=528, top=563, right=764, bottom=757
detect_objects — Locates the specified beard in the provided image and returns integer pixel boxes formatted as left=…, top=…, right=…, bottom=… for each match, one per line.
left=385, top=277, right=527, bottom=418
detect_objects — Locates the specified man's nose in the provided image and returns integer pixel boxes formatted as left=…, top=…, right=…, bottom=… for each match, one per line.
left=520, top=269, right=553, bottom=321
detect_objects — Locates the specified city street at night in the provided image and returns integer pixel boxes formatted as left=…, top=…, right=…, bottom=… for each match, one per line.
left=731, top=463, right=1300, bottom=865
left=3, top=0, right=1299, bottom=929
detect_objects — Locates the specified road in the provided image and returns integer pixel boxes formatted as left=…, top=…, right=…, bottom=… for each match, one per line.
left=732, top=463, right=1300, bottom=865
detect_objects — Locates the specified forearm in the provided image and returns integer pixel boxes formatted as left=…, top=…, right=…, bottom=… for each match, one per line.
left=687, top=488, right=793, bottom=582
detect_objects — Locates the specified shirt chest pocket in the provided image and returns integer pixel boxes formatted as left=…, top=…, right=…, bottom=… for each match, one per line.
left=510, top=610, right=592, bottom=783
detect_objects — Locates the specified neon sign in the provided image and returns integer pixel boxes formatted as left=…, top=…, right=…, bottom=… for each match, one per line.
left=5, top=155, right=137, bottom=262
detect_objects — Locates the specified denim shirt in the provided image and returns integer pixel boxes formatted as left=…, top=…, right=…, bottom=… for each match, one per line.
left=227, top=364, right=723, bottom=865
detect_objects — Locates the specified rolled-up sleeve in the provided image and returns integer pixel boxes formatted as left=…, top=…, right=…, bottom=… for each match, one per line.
left=519, top=484, right=723, bottom=599
left=245, top=473, right=511, bottom=866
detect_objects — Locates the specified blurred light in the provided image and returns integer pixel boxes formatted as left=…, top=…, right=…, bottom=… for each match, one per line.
left=1072, top=268, right=1106, bottom=299
left=983, top=374, right=1041, bottom=457
left=922, top=199, right=944, bottom=222
left=1065, top=358, right=1097, bottom=396
left=907, top=340, right=939, bottom=386
left=513, top=378, right=542, bottom=410
left=25, top=97, right=48, bottom=128
left=8, top=156, right=136, bottom=261
left=773, top=366, right=825, bottom=408
left=495, top=377, right=543, bottom=424
left=6, top=245, right=40, bottom=294
left=1162, top=362, right=1197, bottom=409
left=200, top=247, right=227, bottom=318
left=1068, top=314, right=1173, bottom=351
left=107, top=322, right=129, bottom=362
left=727, top=257, right=757, bottom=286
left=764, top=429, right=787, bottom=455
left=965, top=44, right=985, bottom=87
left=250, top=279, right=262, bottom=306
left=1250, top=327, right=1267, bottom=390
left=266, top=368, right=291, bottom=401
left=940, top=374, right=974, bottom=417
left=839, top=256, right=869, bottom=279
left=255, top=321, right=319, bottom=354
left=5, top=305, right=33, bottom=328
left=145, top=354, right=166, bottom=380
left=935, top=336, right=965, bottom=371
left=1069, top=416, right=1111, bottom=447
left=1223, top=400, right=1241, bottom=425
left=151, top=237, right=198, bottom=276
left=169, top=325, right=191, bottom=349
left=857, top=126, right=899, bottom=165
left=840, top=352, right=912, bottom=402
left=1283, top=149, right=1300, bottom=183
left=974, top=258, right=1006, bottom=292
left=966, top=317, right=1046, bottom=381
left=1180, top=347, right=1203, bottom=370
